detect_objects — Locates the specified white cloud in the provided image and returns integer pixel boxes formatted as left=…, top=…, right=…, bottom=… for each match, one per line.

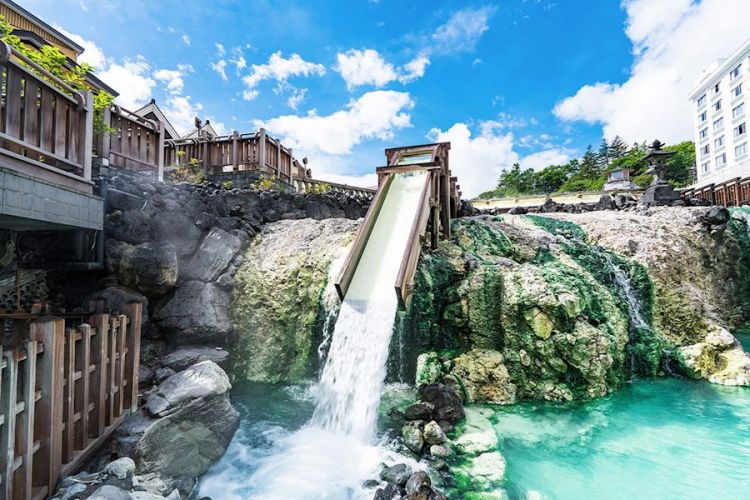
left=181, top=34, right=191, bottom=46
left=98, top=57, right=156, bottom=109
left=153, top=68, right=188, bottom=94
left=216, top=43, right=226, bottom=56
left=287, top=88, right=307, bottom=109
left=399, top=53, right=431, bottom=83
left=256, top=90, right=414, bottom=155
left=431, top=6, right=496, bottom=54
left=334, top=49, right=398, bottom=89
left=554, top=0, right=750, bottom=143
left=211, top=60, right=228, bottom=81
left=242, top=52, right=325, bottom=100
left=55, top=27, right=106, bottom=69
left=427, top=122, right=519, bottom=197
left=520, top=148, right=573, bottom=171
left=160, top=95, right=227, bottom=137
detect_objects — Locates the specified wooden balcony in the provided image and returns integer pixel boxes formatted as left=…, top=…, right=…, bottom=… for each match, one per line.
left=164, top=128, right=302, bottom=184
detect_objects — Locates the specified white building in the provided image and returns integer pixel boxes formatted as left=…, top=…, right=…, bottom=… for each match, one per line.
left=690, top=38, right=750, bottom=188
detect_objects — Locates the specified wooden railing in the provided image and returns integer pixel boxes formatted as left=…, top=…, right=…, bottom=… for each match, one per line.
left=164, top=128, right=302, bottom=184
left=294, top=178, right=375, bottom=198
left=95, top=106, right=164, bottom=181
left=0, top=301, right=142, bottom=499
left=0, top=42, right=93, bottom=193
left=682, top=176, right=750, bottom=207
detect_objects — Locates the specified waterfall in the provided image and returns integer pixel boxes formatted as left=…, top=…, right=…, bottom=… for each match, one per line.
left=603, top=252, right=647, bottom=331
left=242, top=171, right=429, bottom=499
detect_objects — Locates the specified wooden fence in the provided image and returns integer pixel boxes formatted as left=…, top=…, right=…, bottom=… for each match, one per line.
left=164, top=128, right=305, bottom=185
left=95, top=106, right=164, bottom=182
left=293, top=178, right=375, bottom=198
left=0, top=301, right=142, bottom=500
left=682, top=176, right=750, bottom=207
left=0, top=42, right=93, bottom=194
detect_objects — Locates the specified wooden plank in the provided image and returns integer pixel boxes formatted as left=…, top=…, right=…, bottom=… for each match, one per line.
left=67, top=108, right=80, bottom=166
left=88, top=314, right=108, bottom=438
left=116, top=315, right=127, bottom=418
left=107, top=317, right=117, bottom=426
left=39, top=90, right=55, bottom=155
left=123, top=303, right=142, bottom=411
left=24, top=79, right=40, bottom=147
left=54, top=101, right=68, bottom=159
left=20, top=340, right=38, bottom=500
left=63, top=328, right=76, bottom=463
left=1, top=350, right=18, bottom=499
left=74, top=325, right=91, bottom=452
left=5, top=66, right=24, bottom=140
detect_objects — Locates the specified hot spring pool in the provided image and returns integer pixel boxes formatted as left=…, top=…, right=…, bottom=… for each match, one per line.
left=493, top=378, right=750, bottom=500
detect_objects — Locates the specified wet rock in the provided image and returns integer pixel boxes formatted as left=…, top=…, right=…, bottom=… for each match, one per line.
left=422, top=421, right=446, bottom=445
left=429, top=444, right=452, bottom=458
left=374, top=483, right=403, bottom=500
left=162, top=346, right=230, bottom=371
left=450, top=349, right=517, bottom=405
left=104, top=457, right=136, bottom=480
left=417, top=383, right=465, bottom=423
left=404, top=471, right=431, bottom=500
left=105, top=241, right=178, bottom=297
left=380, top=463, right=413, bottom=487
left=678, top=327, right=750, bottom=386
left=183, top=228, right=245, bottom=282
left=401, top=423, right=424, bottom=454
left=89, top=485, right=133, bottom=500
left=403, top=402, right=434, bottom=421
left=154, top=281, right=231, bottom=343
left=455, top=408, right=497, bottom=456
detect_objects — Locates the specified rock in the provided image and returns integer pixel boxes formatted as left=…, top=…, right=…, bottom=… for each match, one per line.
left=132, top=473, right=171, bottom=496
left=374, top=483, right=403, bottom=500
left=417, top=383, right=465, bottom=423
left=403, top=402, right=434, bottom=421
left=429, top=444, right=453, bottom=458
left=415, top=352, right=444, bottom=386
left=154, top=214, right=204, bottom=258
left=154, top=281, right=231, bottom=343
left=139, top=365, right=154, bottom=387
left=162, top=346, right=230, bottom=371
left=401, top=423, right=425, bottom=454
left=105, top=209, right=155, bottom=245
left=677, top=327, right=750, bottom=386
left=108, top=188, right=145, bottom=212
left=380, top=463, right=413, bottom=487
left=596, top=195, right=616, bottom=211
left=129, top=492, right=168, bottom=500
left=701, top=206, right=730, bottom=226
left=423, top=421, right=446, bottom=445
left=508, top=206, right=528, bottom=215
left=183, top=228, right=245, bottom=282
left=404, top=471, right=431, bottom=500
left=104, top=457, right=136, bottom=480
left=105, top=240, right=178, bottom=297
left=456, top=451, right=507, bottom=491
left=450, top=349, right=517, bottom=405
left=135, top=361, right=239, bottom=479
left=87, top=286, right=148, bottom=328
left=89, top=485, right=133, bottom=500
left=455, top=408, right=497, bottom=456
left=153, top=367, right=176, bottom=385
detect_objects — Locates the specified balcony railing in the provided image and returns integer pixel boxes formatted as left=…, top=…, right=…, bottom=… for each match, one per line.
left=0, top=42, right=93, bottom=193
left=164, top=128, right=302, bottom=184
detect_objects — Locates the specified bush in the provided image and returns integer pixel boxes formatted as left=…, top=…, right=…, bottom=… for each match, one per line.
left=169, top=158, right=206, bottom=184
left=221, top=180, right=234, bottom=190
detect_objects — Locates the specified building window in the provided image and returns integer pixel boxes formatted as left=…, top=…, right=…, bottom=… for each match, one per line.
left=715, top=135, right=725, bottom=148
left=701, top=161, right=710, bottom=174
left=731, top=64, right=742, bottom=80
left=733, top=84, right=743, bottom=97
left=715, top=82, right=721, bottom=93
left=713, top=117, right=724, bottom=131
left=734, top=122, right=747, bottom=138
left=699, top=127, right=709, bottom=139
left=736, top=142, right=748, bottom=158
left=716, top=152, right=727, bottom=167
left=697, top=94, right=707, bottom=107
left=733, top=103, right=745, bottom=118
left=701, top=144, right=710, bottom=156
left=699, top=111, right=707, bottom=123
left=713, top=99, right=722, bottom=112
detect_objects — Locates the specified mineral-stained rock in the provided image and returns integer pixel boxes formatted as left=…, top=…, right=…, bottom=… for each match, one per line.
left=455, top=451, right=507, bottom=491
left=401, top=422, right=424, bottom=454
left=183, top=227, right=245, bottom=282
left=374, top=483, right=403, bottom=500
left=422, top=421, right=446, bottom=445
left=455, top=408, right=497, bottom=456
left=450, top=349, right=517, bottom=405
left=154, top=281, right=231, bottom=343
left=105, top=240, right=178, bottom=297
left=417, top=383, right=465, bottom=423
left=403, top=402, right=434, bottom=421
left=429, top=444, right=453, bottom=458
left=404, top=471, right=431, bottom=500
left=134, top=361, right=239, bottom=479
left=678, top=327, right=750, bottom=386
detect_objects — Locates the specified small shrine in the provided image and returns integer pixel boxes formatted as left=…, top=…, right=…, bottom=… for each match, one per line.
left=640, top=140, right=680, bottom=206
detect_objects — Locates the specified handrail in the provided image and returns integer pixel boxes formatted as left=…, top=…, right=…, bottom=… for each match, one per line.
left=334, top=173, right=395, bottom=300
left=395, top=170, right=434, bottom=309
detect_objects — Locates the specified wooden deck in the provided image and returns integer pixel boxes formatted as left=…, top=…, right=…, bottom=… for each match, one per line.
left=0, top=301, right=142, bottom=499
left=682, top=176, right=750, bottom=207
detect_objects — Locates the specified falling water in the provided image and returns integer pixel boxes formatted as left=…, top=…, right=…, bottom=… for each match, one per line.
left=220, top=171, right=429, bottom=499
left=603, top=252, right=647, bottom=331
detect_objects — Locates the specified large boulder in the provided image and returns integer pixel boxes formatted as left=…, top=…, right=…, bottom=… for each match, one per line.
left=678, top=327, right=750, bottom=385
left=450, top=349, right=517, bottom=405
left=154, top=281, right=231, bottom=343
left=87, top=286, right=148, bottom=328
left=183, top=227, right=245, bottom=282
left=105, top=240, right=178, bottom=297
left=153, top=214, right=204, bottom=258
left=161, top=345, right=229, bottom=371
left=134, top=361, right=239, bottom=479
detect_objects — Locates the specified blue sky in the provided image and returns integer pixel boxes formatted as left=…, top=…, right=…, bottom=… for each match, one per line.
left=27, top=0, right=750, bottom=195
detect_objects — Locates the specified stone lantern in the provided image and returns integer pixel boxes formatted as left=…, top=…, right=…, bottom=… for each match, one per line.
left=640, top=140, right=680, bottom=206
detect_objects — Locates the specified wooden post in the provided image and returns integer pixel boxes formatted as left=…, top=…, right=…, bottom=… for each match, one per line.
left=63, top=328, right=75, bottom=463
left=258, top=128, right=267, bottom=175
left=20, top=340, right=38, bottom=498
left=289, top=148, right=294, bottom=186
left=231, top=131, right=239, bottom=173
left=30, top=317, right=64, bottom=492
left=1, top=350, right=18, bottom=499
left=82, top=91, right=94, bottom=181
left=88, top=314, right=108, bottom=437
left=75, top=325, right=91, bottom=451
left=123, top=302, right=142, bottom=411
left=107, top=317, right=117, bottom=425
left=276, top=141, right=282, bottom=179
left=116, top=316, right=127, bottom=417
left=95, top=105, right=112, bottom=166
left=156, top=122, right=165, bottom=182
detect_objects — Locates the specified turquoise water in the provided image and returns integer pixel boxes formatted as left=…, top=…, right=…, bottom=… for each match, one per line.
left=739, top=331, right=750, bottom=351
left=492, top=379, right=750, bottom=500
